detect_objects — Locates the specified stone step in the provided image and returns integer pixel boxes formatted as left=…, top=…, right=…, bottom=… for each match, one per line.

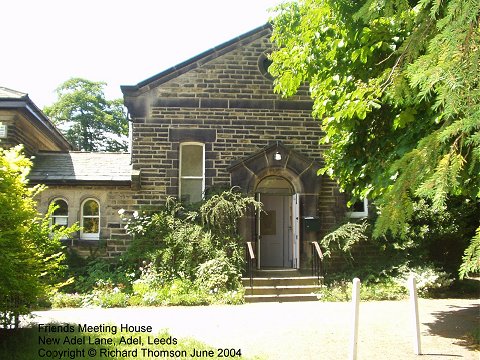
left=252, top=269, right=305, bottom=278
left=245, top=284, right=321, bottom=296
left=242, top=272, right=323, bottom=302
left=244, top=293, right=320, bottom=303
left=242, top=276, right=322, bottom=287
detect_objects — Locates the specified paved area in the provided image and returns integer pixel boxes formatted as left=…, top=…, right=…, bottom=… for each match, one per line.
left=26, top=299, right=479, bottom=359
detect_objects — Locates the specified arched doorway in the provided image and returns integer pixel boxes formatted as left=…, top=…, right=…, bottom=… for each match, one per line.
left=256, top=176, right=300, bottom=269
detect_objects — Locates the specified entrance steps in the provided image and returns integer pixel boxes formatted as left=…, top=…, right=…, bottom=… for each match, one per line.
left=242, top=269, right=323, bottom=303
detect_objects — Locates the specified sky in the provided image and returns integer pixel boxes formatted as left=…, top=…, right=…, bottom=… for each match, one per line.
left=1, top=0, right=285, bottom=109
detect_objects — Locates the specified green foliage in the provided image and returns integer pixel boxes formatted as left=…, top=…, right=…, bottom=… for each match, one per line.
left=122, top=206, right=218, bottom=281
left=0, top=146, right=77, bottom=328
left=44, top=78, right=129, bottom=152
left=67, top=257, right=132, bottom=294
left=381, top=197, right=479, bottom=274
left=396, top=264, right=453, bottom=297
left=459, top=226, right=480, bottom=279
left=200, top=187, right=262, bottom=238
left=270, top=0, right=480, bottom=276
left=122, top=190, right=259, bottom=282
left=317, top=278, right=407, bottom=302
left=80, top=280, right=130, bottom=308
left=50, top=292, right=83, bottom=308
left=317, top=263, right=453, bottom=301
left=195, top=251, right=241, bottom=292
left=320, top=220, right=369, bottom=260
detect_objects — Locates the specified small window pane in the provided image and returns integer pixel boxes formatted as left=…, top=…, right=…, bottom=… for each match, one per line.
left=52, top=200, right=68, bottom=216
left=83, top=218, right=99, bottom=234
left=180, top=178, right=203, bottom=203
left=53, top=217, right=68, bottom=226
left=181, top=145, right=203, bottom=176
left=83, top=200, right=99, bottom=216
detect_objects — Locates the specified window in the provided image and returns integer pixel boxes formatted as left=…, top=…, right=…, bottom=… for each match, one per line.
left=258, top=52, right=273, bottom=80
left=347, top=199, right=369, bottom=218
left=179, top=143, right=204, bottom=203
left=50, top=198, right=68, bottom=227
left=81, top=198, right=100, bottom=240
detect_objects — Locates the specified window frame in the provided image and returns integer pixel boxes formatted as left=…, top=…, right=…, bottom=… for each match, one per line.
left=347, top=198, right=369, bottom=218
left=80, top=198, right=100, bottom=240
left=50, top=198, right=69, bottom=228
left=179, top=142, right=205, bottom=203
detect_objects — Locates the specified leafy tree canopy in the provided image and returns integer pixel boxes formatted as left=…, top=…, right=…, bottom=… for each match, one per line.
left=44, top=78, right=129, bottom=152
left=269, top=0, right=480, bottom=276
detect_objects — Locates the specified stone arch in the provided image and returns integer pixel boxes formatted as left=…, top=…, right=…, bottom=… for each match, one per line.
left=251, top=167, right=304, bottom=195
left=228, top=142, right=321, bottom=195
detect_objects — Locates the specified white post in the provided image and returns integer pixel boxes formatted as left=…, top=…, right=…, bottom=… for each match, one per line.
left=408, top=274, right=422, bottom=355
left=350, top=277, right=361, bottom=360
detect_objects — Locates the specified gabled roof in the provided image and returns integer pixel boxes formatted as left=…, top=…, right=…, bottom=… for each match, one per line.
left=29, top=152, right=132, bottom=185
left=0, top=87, right=27, bottom=99
left=121, top=24, right=271, bottom=96
left=0, top=86, right=72, bottom=151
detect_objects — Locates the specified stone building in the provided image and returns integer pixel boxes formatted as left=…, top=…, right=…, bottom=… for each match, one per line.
left=121, top=24, right=359, bottom=269
left=1, top=25, right=367, bottom=268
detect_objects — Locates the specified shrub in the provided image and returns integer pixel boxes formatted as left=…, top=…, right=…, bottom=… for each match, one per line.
left=395, top=264, right=453, bottom=297
left=50, top=293, right=83, bottom=308
left=121, top=189, right=259, bottom=286
left=81, top=280, right=129, bottom=308
left=195, top=251, right=241, bottom=292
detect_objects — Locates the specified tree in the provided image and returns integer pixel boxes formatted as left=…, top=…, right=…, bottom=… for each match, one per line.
left=269, top=0, right=480, bottom=277
left=0, top=146, right=76, bottom=328
left=44, top=78, right=129, bottom=152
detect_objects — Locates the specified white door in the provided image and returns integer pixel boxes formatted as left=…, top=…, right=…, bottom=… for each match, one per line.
left=260, top=195, right=285, bottom=267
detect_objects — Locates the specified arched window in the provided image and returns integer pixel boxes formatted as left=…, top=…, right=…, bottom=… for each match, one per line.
left=81, top=198, right=100, bottom=240
left=258, top=52, right=273, bottom=80
left=50, top=198, right=68, bottom=227
left=179, top=142, right=205, bottom=203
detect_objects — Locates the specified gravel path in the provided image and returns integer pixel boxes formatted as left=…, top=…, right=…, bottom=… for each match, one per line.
left=26, top=298, right=479, bottom=359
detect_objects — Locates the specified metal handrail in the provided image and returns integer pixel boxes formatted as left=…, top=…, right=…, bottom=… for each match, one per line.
left=311, top=241, right=324, bottom=284
left=246, top=242, right=255, bottom=289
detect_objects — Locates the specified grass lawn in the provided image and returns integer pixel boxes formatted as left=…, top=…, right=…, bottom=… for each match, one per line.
left=0, top=325, right=263, bottom=360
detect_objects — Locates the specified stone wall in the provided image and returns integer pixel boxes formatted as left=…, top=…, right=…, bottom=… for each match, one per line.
left=35, top=185, right=135, bottom=258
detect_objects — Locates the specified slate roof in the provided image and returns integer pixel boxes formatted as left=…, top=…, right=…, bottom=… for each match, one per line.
left=29, top=152, right=132, bottom=185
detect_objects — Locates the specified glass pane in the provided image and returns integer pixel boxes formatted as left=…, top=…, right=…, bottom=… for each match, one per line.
left=83, top=200, right=99, bottom=216
left=53, top=216, right=68, bottom=226
left=351, top=200, right=365, bottom=212
left=83, top=218, right=99, bottom=234
left=180, top=178, right=203, bottom=203
left=52, top=200, right=68, bottom=216
left=181, top=144, right=203, bottom=176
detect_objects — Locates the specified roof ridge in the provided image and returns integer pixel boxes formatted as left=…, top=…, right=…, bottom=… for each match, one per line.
left=0, top=86, right=28, bottom=99
left=121, top=23, right=272, bottom=96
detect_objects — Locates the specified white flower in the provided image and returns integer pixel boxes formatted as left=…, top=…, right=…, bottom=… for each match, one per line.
left=133, top=211, right=139, bottom=218
left=118, top=208, right=125, bottom=215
